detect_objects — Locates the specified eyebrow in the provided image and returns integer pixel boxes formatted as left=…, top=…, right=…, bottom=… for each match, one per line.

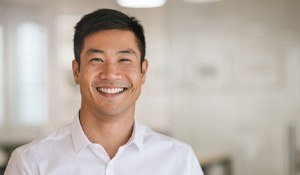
left=86, top=49, right=104, bottom=55
left=85, top=48, right=137, bottom=57
left=117, top=49, right=137, bottom=56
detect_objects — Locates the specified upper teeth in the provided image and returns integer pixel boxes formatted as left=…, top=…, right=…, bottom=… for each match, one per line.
left=97, top=88, right=124, bottom=94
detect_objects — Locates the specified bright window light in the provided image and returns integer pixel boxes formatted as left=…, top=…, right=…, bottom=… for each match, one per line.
left=17, top=21, right=48, bottom=126
left=117, top=0, right=166, bottom=8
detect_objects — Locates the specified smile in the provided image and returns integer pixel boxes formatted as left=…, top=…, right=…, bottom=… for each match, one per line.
left=96, top=87, right=126, bottom=94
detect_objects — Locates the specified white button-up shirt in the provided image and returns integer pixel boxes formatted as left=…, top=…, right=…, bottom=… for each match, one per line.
left=5, top=114, right=204, bottom=175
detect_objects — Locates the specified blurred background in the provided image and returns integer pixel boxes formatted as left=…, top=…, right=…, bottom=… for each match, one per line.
left=0, top=0, right=300, bottom=174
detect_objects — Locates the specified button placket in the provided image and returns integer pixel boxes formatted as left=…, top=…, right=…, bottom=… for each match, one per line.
left=106, top=160, right=115, bottom=175
left=89, top=144, right=110, bottom=163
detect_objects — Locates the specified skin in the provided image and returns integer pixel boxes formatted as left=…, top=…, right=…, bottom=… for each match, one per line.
left=72, top=29, right=148, bottom=158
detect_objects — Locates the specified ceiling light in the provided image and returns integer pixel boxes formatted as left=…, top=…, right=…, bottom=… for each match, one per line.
left=117, top=0, right=166, bottom=8
left=183, top=0, right=222, bottom=3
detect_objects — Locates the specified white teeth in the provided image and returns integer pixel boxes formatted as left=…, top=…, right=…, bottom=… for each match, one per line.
left=97, top=88, right=124, bottom=94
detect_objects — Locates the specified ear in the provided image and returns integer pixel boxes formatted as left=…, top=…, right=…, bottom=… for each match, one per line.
left=72, top=60, right=80, bottom=84
left=141, top=59, right=148, bottom=85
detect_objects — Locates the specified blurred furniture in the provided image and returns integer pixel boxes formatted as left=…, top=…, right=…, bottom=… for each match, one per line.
left=0, top=143, right=26, bottom=175
left=289, top=124, right=298, bottom=175
left=297, top=151, right=300, bottom=174
left=198, top=152, right=232, bottom=175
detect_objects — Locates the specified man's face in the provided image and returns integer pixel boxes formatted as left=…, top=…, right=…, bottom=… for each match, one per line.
left=72, top=29, right=148, bottom=119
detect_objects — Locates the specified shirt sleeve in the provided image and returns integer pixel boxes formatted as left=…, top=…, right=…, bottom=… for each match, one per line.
left=189, top=147, right=204, bottom=175
left=4, top=149, right=35, bottom=175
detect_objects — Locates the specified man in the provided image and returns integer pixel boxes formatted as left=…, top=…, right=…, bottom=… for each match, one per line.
left=5, top=9, right=203, bottom=175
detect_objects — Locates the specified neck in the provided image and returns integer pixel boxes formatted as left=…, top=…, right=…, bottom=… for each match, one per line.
left=79, top=108, right=135, bottom=159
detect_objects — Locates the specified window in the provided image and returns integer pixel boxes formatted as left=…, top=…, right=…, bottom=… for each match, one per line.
left=16, top=22, right=47, bottom=126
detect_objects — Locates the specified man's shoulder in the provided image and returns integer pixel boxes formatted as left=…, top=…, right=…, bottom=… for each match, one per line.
left=140, top=124, right=193, bottom=152
left=13, top=123, right=72, bottom=160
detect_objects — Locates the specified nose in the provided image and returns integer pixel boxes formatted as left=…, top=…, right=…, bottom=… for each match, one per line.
left=99, top=63, right=122, bottom=80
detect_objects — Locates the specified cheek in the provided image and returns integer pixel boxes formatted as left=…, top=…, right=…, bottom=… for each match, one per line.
left=131, top=74, right=144, bottom=87
left=78, top=69, right=96, bottom=86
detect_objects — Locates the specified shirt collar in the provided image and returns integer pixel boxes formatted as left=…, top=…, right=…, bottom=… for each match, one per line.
left=71, top=113, right=90, bottom=154
left=127, top=120, right=144, bottom=151
left=71, top=112, right=145, bottom=154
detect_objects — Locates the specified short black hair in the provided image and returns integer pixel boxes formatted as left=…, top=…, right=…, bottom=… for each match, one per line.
left=73, top=9, right=146, bottom=66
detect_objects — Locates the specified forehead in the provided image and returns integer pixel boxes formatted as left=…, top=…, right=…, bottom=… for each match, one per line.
left=82, top=29, right=140, bottom=53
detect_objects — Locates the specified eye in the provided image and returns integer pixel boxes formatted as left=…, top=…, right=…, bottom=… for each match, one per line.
left=89, top=57, right=103, bottom=62
left=119, top=58, right=132, bottom=63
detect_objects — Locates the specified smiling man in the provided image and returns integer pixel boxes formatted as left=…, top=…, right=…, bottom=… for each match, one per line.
left=73, top=29, right=147, bottom=159
left=5, top=9, right=204, bottom=175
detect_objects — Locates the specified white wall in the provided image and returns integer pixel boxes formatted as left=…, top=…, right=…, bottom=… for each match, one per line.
left=1, top=0, right=300, bottom=175
left=136, top=1, right=300, bottom=174
left=151, top=1, right=300, bottom=175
